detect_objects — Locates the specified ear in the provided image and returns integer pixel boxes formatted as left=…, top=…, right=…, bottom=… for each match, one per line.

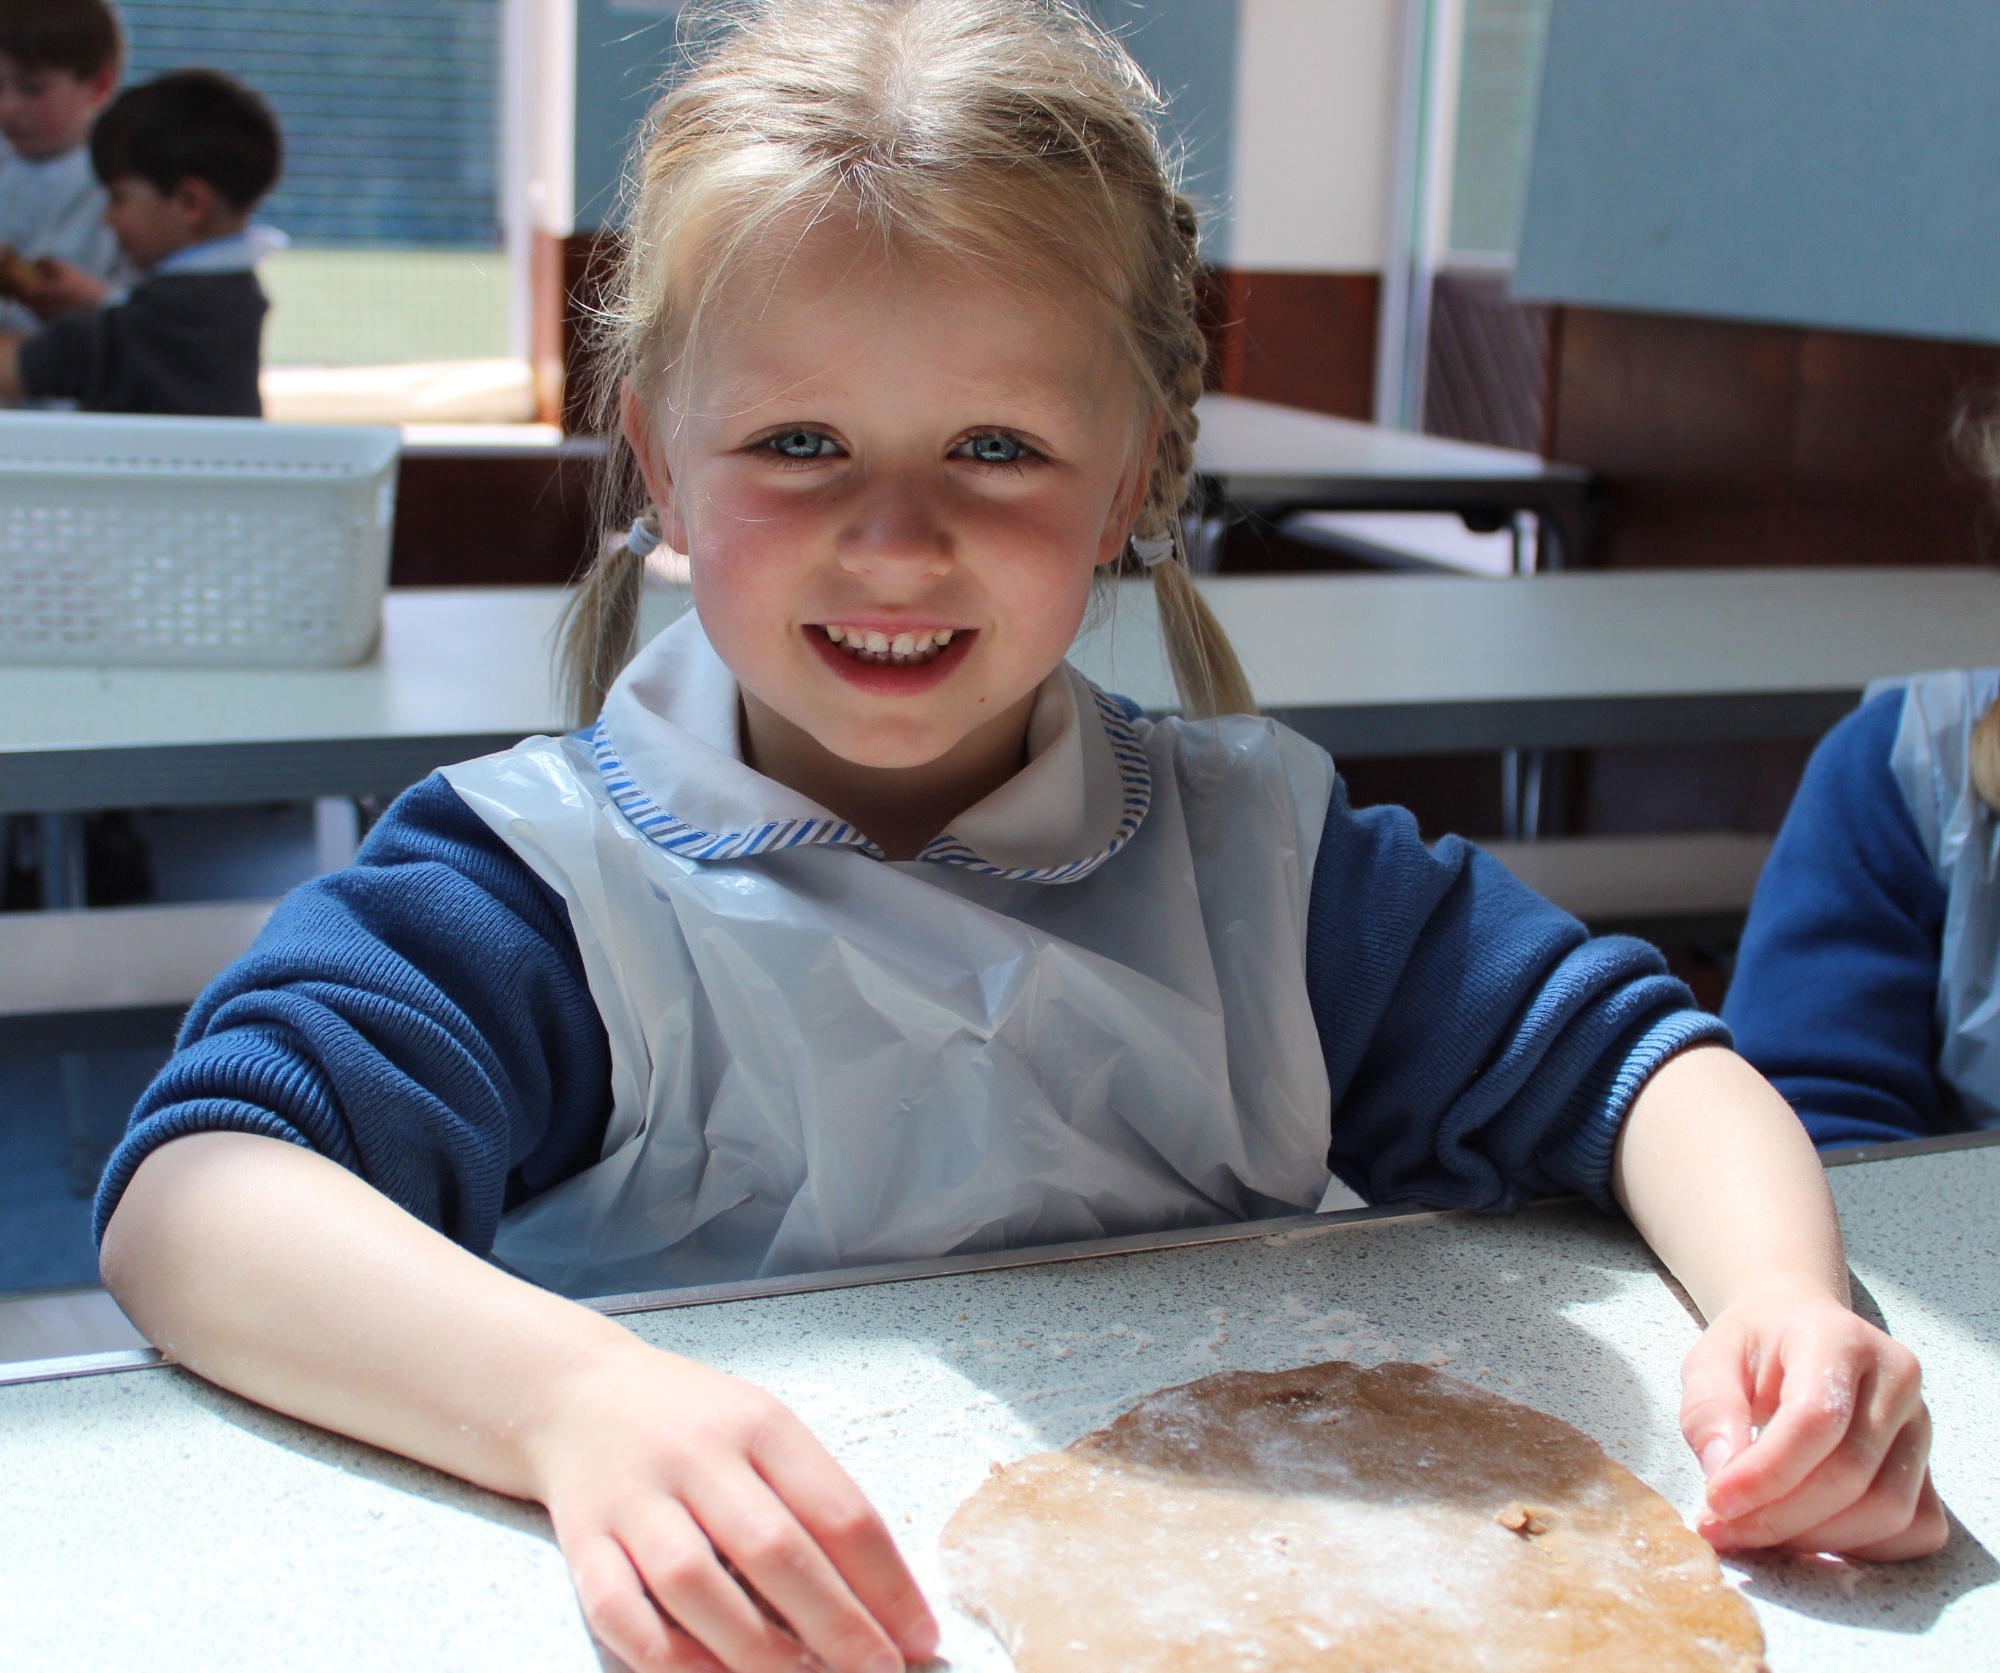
left=85, top=62, right=120, bottom=111
left=620, top=384, right=688, bottom=555
left=1095, top=413, right=1163, bottom=568
left=169, top=175, right=223, bottom=230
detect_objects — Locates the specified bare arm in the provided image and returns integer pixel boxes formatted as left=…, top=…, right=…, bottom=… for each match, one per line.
left=1613, top=1045, right=1945, bottom=1559
left=103, top=1132, right=936, bottom=1673
left=0, top=335, right=24, bottom=403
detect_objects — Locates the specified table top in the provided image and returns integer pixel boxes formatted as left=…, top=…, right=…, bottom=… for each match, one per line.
left=1078, top=564, right=2000, bottom=753
left=1, top=1138, right=1993, bottom=1671
left=4, top=565, right=1999, bottom=810
left=1192, top=394, right=1584, bottom=500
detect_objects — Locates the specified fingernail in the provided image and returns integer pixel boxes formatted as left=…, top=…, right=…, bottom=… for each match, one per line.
left=863, top=1653, right=903, bottom=1673
left=1699, top=1439, right=1733, bottom=1479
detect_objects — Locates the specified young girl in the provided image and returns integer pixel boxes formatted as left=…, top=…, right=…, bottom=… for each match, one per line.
left=99, top=3, right=1943, bottom=1669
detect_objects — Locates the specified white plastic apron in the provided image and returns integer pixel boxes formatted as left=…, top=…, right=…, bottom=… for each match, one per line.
left=1876, top=668, right=2000, bottom=1128
left=442, top=632, right=1342, bottom=1298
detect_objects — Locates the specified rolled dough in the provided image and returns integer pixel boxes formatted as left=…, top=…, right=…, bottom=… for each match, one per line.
left=940, top=1361, right=1766, bottom=1672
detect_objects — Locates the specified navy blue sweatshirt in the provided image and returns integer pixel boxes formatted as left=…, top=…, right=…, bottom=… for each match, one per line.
left=95, top=772, right=1725, bottom=1269
left=1726, top=690, right=1953, bottom=1148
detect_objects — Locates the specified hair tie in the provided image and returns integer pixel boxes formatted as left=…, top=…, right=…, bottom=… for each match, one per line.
left=625, top=514, right=662, bottom=559
left=1129, top=532, right=1176, bottom=569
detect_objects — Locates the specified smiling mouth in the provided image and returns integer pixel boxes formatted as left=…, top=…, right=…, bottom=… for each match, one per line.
left=819, top=623, right=960, bottom=667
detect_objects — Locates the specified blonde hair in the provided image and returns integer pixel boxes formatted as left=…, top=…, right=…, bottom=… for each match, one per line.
left=558, top=0, right=1253, bottom=725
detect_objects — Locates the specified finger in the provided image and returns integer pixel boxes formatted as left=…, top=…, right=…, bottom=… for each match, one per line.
left=1703, top=1347, right=1869, bottom=1521
left=1707, top=1416, right=1934, bottom=1557
left=688, top=1466, right=903, bottom=1673
left=1679, top=1330, right=1757, bottom=1486
left=1705, top=1398, right=1926, bottom=1551
left=571, top=1534, right=725, bottom=1673
left=621, top=1499, right=811, bottom=1673
left=749, top=1417, right=940, bottom=1661
left=1843, top=1471, right=1951, bottom=1563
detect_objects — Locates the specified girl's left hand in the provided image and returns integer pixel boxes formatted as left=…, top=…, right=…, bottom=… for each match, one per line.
left=1678, top=1277, right=1949, bottom=1560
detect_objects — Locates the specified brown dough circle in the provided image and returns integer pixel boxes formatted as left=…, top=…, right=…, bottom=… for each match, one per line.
left=941, top=1361, right=1766, bottom=1672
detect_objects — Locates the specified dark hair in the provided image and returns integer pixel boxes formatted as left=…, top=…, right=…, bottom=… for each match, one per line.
left=0, top=0, right=122, bottom=79
left=90, top=68, right=281, bottom=211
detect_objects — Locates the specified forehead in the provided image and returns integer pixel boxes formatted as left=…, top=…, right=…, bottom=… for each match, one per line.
left=678, top=225, right=1132, bottom=421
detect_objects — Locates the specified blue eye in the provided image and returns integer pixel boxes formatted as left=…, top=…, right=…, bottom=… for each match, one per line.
left=960, top=432, right=1029, bottom=465
left=767, top=427, right=837, bottom=459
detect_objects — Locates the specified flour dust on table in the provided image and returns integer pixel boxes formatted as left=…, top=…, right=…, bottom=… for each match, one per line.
left=941, top=1360, right=1766, bottom=1673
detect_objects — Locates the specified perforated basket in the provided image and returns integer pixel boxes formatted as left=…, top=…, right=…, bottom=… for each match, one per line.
left=0, top=412, right=399, bottom=667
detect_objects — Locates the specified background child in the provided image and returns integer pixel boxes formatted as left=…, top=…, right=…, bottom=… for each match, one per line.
left=94, top=5, right=1945, bottom=1670
left=0, top=0, right=128, bottom=334
left=0, top=66, right=280, bottom=414
left=1727, top=665, right=2000, bottom=1143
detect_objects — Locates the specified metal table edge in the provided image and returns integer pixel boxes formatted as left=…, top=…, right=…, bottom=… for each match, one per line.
left=4, top=1135, right=1982, bottom=1390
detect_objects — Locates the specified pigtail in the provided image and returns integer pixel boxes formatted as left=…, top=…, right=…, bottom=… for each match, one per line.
left=560, top=531, right=646, bottom=728
left=1151, top=551, right=1255, bottom=719
left=1137, top=192, right=1255, bottom=719
left=559, top=326, right=652, bottom=725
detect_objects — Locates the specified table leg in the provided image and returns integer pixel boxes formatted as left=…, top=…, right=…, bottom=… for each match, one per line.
left=33, top=814, right=97, bottom=1195
left=36, top=812, right=85, bottom=909
left=1501, top=748, right=1546, bottom=842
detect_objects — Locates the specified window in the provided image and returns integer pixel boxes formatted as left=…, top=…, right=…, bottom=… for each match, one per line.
left=120, top=0, right=513, bottom=371
left=1446, top=0, right=1552, bottom=262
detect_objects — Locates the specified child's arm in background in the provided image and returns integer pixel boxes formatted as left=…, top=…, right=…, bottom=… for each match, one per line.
left=105, top=1131, right=938, bottom=1673
left=1615, top=1044, right=1948, bottom=1559
left=18, top=258, right=110, bottom=320
left=0, top=336, right=23, bottom=402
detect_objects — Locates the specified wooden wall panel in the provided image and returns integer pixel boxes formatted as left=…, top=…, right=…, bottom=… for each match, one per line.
left=390, top=454, right=597, bottom=588
left=1204, top=270, right=1379, bottom=420
left=1545, top=307, right=2000, bottom=569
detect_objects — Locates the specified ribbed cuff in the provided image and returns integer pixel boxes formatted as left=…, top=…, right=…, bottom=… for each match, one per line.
left=1543, top=1008, right=1733, bottom=1211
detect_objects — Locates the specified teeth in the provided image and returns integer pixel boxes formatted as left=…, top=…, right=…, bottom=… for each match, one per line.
left=821, top=623, right=958, bottom=665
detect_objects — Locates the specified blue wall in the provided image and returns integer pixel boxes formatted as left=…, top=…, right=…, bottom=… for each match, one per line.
left=572, top=0, right=681, bottom=232
left=1515, top=0, right=2000, bottom=344
left=570, top=0, right=1240, bottom=254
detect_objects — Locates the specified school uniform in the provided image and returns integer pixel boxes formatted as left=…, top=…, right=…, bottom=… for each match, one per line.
left=96, top=612, right=1725, bottom=1298
left=0, top=143, right=130, bottom=335
left=1727, top=670, right=2000, bottom=1147
left=16, top=223, right=279, bottom=417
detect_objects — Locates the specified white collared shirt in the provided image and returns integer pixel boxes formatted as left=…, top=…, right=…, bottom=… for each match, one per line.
left=593, top=610, right=1150, bottom=882
left=151, top=222, right=288, bottom=278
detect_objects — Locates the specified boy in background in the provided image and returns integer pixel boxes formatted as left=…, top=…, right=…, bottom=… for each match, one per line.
left=0, top=67, right=281, bottom=415
left=0, top=0, right=129, bottom=332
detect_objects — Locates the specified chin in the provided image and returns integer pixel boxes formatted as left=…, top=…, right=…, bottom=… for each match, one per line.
left=812, top=717, right=971, bottom=772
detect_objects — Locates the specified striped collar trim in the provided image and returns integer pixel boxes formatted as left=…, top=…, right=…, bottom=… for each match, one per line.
left=592, top=681, right=1152, bottom=885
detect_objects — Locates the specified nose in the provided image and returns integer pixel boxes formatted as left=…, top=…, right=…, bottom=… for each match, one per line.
left=836, top=465, right=952, bottom=585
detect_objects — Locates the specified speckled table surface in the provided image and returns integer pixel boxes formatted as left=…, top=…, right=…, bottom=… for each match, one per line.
left=1, top=1142, right=1994, bottom=1672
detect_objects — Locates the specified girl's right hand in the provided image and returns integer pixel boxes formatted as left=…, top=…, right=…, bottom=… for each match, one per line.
left=527, top=1337, right=939, bottom=1673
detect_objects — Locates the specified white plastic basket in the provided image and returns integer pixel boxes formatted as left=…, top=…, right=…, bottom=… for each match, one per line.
left=0, top=412, right=400, bottom=667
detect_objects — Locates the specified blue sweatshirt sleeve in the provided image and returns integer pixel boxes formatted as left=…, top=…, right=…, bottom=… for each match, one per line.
left=93, top=774, right=614, bottom=1253
left=1306, top=780, right=1727, bottom=1212
left=1722, top=691, right=1949, bottom=1149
